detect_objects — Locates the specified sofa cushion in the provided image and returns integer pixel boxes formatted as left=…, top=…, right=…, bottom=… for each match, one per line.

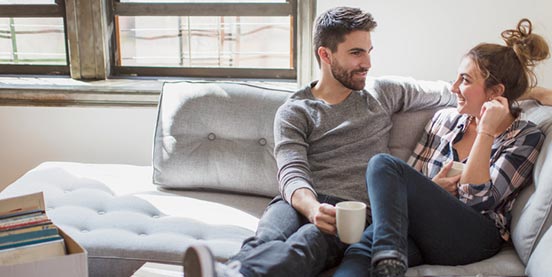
left=152, top=81, right=291, bottom=197
left=526, top=221, right=552, bottom=276
left=389, top=108, right=442, bottom=161
left=510, top=100, right=552, bottom=265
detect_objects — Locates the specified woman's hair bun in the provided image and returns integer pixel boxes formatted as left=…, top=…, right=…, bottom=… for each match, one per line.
left=501, top=18, right=550, bottom=67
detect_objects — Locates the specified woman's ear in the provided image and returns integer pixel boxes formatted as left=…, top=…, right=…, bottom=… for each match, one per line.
left=489, top=84, right=506, bottom=98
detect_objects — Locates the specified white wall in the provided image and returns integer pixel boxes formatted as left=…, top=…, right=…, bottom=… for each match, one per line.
left=317, top=0, right=552, bottom=87
left=0, top=106, right=158, bottom=189
left=2, top=0, right=552, bottom=188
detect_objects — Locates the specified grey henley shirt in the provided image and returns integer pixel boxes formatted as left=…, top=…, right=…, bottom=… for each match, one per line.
left=274, top=76, right=456, bottom=205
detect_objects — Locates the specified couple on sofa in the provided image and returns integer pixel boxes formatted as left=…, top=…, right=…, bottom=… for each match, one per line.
left=183, top=6, right=552, bottom=277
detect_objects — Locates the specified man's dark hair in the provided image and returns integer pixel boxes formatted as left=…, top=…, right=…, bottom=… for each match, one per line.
left=313, top=7, right=377, bottom=66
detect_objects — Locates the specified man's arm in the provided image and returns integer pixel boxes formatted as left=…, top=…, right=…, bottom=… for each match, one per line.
left=521, top=86, right=552, bottom=105
left=371, top=76, right=457, bottom=114
left=273, top=101, right=338, bottom=234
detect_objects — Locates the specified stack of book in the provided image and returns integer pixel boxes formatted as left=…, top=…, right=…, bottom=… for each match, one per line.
left=0, top=192, right=66, bottom=266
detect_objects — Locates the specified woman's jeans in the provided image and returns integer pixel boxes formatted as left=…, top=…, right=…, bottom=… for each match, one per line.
left=334, top=154, right=503, bottom=277
left=229, top=194, right=359, bottom=277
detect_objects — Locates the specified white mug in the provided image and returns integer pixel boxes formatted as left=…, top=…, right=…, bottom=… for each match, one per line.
left=336, top=201, right=366, bottom=244
left=447, top=161, right=465, bottom=177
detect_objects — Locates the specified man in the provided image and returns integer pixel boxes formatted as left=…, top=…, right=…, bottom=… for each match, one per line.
left=183, top=6, right=457, bottom=277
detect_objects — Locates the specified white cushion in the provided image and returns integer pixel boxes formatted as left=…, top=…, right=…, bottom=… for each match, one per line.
left=526, top=224, right=552, bottom=277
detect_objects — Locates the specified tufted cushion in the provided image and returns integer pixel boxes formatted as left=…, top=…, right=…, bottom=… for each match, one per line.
left=152, top=81, right=291, bottom=197
left=0, top=162, right=272, bottom=277
left=509, top=100, right=552, bottom=265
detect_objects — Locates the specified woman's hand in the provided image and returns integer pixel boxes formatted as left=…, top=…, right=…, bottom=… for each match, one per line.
left=432, top=161, right=461, bottom=196
left=478, top=96, right=512, bottom=136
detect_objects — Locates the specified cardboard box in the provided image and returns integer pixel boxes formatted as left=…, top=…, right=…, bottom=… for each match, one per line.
left=0, top=193, right=88, bottom=277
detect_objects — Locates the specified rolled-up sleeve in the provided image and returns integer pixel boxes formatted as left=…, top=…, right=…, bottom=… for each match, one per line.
left=457, top=129, right=544, bottom=211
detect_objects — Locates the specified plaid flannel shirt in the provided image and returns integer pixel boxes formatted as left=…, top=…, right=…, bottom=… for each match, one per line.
left=408, top=108, right=544, bottom=240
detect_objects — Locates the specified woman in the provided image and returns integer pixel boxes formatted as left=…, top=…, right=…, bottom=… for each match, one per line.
left=334, top=18, right=550, bottom=277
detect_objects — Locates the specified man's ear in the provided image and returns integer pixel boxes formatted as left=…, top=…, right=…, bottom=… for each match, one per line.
left=318, top=47, right=332, bottom=65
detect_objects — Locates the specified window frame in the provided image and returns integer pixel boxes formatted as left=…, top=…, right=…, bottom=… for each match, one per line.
left=1, top=0, right=316, bottom=85
left=110, top=0, right=298, bottom=80
left=0, top=1, right=69, bottom=75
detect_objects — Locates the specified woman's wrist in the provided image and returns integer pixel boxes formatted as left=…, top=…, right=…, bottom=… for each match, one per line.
left=477, top=129, right=496, bottom=139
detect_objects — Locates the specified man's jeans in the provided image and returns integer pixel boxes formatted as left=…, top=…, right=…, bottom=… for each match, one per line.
left=334, top=154, right=503, bottom=277
left=229, top=194, right=355, bottom=276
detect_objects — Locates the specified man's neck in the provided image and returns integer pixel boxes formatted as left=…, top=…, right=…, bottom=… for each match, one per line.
left=312, top=74, right=353, bottom=105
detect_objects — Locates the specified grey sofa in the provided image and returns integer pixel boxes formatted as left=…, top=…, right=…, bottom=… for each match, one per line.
left=1, top=81, right=551, bottom=277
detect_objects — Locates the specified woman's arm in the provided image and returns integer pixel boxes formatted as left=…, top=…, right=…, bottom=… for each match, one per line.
left=458, top=97, right=543, bottom=210
left=457, top=130, right=543, bottom=211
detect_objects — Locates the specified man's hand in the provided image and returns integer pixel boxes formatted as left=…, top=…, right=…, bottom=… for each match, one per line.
left=308, top=203, right=337, bottom=235
left=291, top=188, right=337, bottom=235
left=432, top=161, right=461, bottom=196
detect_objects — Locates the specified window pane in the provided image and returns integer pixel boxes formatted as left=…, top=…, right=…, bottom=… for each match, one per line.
left=0, top=18, right=66, bottom=65
left=117, top=16, right=292, bottom=69
left=0, top=0, right=55, bottom=3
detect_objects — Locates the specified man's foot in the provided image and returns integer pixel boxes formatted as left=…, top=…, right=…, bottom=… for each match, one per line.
left=372, top=258, right=407, bottom=277
left=183, top=244, right=243, bottom=277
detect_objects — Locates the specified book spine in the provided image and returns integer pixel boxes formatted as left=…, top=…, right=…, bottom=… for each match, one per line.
left=0, top=234, right=62, bottom=251
left=0, top=218, right=51, bottom=231
left=0, top=227, right=60, bottom=244
left=0, top=223, right=56, bottom=237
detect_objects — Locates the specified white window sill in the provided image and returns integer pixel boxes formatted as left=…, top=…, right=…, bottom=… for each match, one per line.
left=0, top=76, right=297, bottom=107
left=0, top=76, right=162, bottom=107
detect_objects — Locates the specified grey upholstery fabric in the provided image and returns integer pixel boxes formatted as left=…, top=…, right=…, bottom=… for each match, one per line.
left=153, top=81, right=291, bottom=197
left=389, top=108, right=440, bottom=161
left=526, top=223, right=552, bottom=277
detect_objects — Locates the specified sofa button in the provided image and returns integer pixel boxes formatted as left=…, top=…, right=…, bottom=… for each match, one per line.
left=97, top=211, right=105, bottom=215
left=152, top=215, right=160, bottom=219
left=81, top=229, right=89, bottom=233
left=258, top=138, right=267, bottom=146
left=208, top=133, right=216, bottom=141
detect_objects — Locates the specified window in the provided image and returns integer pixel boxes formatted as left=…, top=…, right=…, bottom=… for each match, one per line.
left=112, top=0, right=297, bottom=79
left=0, top=0, right=68, bottom=75
left=0, top=0, right=309, bottom=81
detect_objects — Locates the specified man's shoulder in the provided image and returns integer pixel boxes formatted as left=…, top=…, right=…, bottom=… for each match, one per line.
left=279, top=85, right=314, bottom=109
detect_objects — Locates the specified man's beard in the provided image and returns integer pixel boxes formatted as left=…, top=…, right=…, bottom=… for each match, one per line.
left=330, top=59, right=368, bottom=91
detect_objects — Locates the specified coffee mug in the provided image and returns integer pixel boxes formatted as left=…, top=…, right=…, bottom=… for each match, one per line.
left=446, top=161, right=465, bottom=177
left=336, top=201, right=366, bottom=244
